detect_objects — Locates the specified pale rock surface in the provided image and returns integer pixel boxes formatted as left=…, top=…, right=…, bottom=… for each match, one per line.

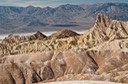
left=0, top=50, right=128, bottom=83
left=35, top=81, right=123, bottom=84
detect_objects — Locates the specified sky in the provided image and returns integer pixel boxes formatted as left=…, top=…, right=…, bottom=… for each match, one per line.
left=0, top=0, right=128, bottom=8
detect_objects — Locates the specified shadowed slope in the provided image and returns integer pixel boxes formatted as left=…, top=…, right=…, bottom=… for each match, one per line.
left=47, top=29, right=80, bottom=40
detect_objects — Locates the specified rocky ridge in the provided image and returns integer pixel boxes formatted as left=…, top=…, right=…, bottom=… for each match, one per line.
left=2, top=31, right=47, bottom=44
left=0, top=14, right=128, bottom=83
left=1, top=3, right=128, bottom=34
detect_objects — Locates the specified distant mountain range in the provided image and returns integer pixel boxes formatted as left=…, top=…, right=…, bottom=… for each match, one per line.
left=0, top=3, right=128, bottom=34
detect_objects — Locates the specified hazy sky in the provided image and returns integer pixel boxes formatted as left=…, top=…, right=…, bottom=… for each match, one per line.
left=0, top=0, right=128, bottom=8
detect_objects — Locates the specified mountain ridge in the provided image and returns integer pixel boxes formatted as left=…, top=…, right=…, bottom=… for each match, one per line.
left=0, top=2, right=128, bottom=34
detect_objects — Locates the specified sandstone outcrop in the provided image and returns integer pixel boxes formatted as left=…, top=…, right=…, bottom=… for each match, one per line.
left=89, top=38, right=128, bottom=51
left=78, top=14, right=128, bottom=48
left=0, top=50, right=128, bottom=84
left=0, top=51, right=96, bottom=84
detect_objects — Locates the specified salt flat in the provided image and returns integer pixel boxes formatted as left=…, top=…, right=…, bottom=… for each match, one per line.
left=0, top=30, right=86, bottom=39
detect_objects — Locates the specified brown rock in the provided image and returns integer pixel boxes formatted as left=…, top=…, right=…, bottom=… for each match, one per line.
left=29, top=31, right=47, bottom=40
left=47, top=29, right=80, bottom=40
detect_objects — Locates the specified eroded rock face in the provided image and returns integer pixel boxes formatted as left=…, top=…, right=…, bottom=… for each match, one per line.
left=78, top=14, right=128, bottom=47
left=0, top=50, right=128, bottom=84
left=89, top=39, right=128, bottom=51
left=0, top=51, right=97, bottom=84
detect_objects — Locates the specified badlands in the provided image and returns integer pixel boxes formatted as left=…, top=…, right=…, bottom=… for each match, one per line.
left=0, top=14, right=128, bottom=84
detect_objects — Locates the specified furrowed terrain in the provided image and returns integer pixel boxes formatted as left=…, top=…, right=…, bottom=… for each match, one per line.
left=0, top=14, right=128, bottom=84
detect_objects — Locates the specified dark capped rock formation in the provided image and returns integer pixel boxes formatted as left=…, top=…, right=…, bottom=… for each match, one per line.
left=29, top=31, right=47, bottom=40
left=47, top=29, right=80, bottom=40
